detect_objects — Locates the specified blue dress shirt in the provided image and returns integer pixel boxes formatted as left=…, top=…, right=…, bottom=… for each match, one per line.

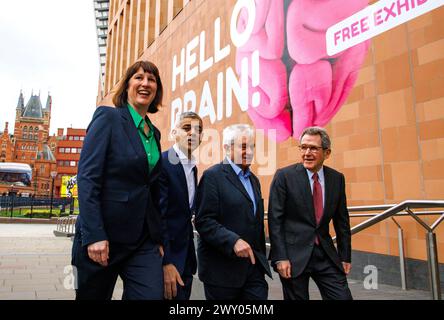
left=226, top=157, right=257, bottom=215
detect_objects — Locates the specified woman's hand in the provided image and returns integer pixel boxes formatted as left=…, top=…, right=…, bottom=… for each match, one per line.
left=87, top=240, right=109, bottom=267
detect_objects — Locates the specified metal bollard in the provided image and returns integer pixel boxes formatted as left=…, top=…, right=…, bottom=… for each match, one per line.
left=398, top=227, right=407, bottom=290
left=391, top=217, right=407, bottom=290
left=426, top=232, right=441, bottom=300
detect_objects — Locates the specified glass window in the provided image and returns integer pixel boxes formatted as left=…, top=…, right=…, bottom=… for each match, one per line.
left=77, top=148, right=82, bottom=153
left=65, top=148, right=71, bottom=153
left=68, top=136, right=73, bottom=140
left=74, top=136, right=80, bottom=141
left=80, top=136, right=84, bottom=141
left=64, top=161, right=70, bottom=167
left=57, top=161, right=64, bottom=166
left=70, top=161, right=76, bottom=167
left=71, top=148, right=77, bottom=153
left=59, top=148, right=64, bottom=153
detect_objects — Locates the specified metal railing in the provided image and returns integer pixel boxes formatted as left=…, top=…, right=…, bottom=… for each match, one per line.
left=54, top=215, right=77, bottom=237
left=333, top=200, right=444, bottom=300
left=261, top=200, right=444, bottom=299
left=0, top=195, right=77, bottom=219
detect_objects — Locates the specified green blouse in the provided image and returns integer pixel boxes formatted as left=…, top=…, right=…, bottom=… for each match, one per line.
left=127, top=104, right=160, bottom=172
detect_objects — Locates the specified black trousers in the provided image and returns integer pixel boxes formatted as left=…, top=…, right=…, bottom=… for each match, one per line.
left=280, top=244, right=352, bottom=300
left=72, top=232, right=163, bottom=300
left=204, top=264, right=268, bottom=300
left=172, top=275, right=193, bottom=300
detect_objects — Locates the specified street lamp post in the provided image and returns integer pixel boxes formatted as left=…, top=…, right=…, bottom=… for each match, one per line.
left=9, top=185, right=16, bottom=219
left=49, top=171, right=57, bottom=219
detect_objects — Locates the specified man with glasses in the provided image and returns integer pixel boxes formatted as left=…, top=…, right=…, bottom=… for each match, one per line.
left=268, top=126, right=352, bottom=300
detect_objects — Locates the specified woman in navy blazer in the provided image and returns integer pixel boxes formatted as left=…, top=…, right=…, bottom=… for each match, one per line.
left=72, top=60, right=165, bottom=300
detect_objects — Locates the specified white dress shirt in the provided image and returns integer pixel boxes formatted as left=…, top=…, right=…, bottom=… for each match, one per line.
left=173, top=144, right=196, bottom=208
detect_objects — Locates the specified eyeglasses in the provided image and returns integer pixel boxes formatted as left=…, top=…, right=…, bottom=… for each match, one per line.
left=298, top=145, right=325, bottom=153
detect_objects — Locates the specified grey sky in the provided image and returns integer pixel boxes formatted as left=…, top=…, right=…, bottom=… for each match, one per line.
left=0, top=0, right=100, bottom=135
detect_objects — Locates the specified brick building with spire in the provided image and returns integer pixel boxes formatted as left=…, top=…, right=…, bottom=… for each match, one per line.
left=0, top=91, right=57, bottom=196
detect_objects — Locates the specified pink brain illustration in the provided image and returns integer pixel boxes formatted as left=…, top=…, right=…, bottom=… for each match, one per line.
left=236, top=0, right=370, bottom=142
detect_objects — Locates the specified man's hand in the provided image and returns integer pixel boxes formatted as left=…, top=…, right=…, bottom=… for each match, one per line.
left=87, top=240, right=109, bottom=267
left=342, top=262, right=351, bottom=275
left=163, top=264, right=185, bottom=300
left=276, top=260, right=291, bottom=278
left=233, top=239, right=256, bottom=265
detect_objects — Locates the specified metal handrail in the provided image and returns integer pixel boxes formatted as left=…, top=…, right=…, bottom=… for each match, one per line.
left=348, top=210, right=444, bottom=218
left=333, top=200, right=444, bottom=300
left=261, top=200, right=444, bottom=299
left=345, top=200, right=444, bottom=235
left=348, top=204, right=395, bottom=212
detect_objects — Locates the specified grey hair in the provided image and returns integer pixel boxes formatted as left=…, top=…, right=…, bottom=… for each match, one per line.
left=299, top=126, right=331, bottom=149
left=223, top=124, right=254, bottom=147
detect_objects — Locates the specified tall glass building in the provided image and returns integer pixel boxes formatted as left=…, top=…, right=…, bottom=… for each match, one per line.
left=93, top=0, right=110, bottom=97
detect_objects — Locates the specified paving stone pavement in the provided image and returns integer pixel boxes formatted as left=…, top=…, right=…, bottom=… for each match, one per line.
left=0, top=223, right=435, bottom=300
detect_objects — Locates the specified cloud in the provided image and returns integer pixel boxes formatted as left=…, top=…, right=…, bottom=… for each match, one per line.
left=0, top=0, right=100, bottom=135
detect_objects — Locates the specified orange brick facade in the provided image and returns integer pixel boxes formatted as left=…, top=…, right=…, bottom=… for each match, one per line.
left=54, top=128, right=86, bottom=197
left=0, top=123, right=15, bottom=163
left=97, top=0, right=444, bottom=263
left=1, top=93, right=85, bottom=197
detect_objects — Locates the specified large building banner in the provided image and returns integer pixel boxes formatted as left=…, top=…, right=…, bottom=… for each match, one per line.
left=169, top=0, right=372, bottom=142
left=60, top=175, right=78, bottom=198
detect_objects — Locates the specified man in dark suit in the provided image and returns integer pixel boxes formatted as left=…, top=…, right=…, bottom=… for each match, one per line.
left=159, top=111, right=203, bottom=300
left=268, top=126, right=352, bottom=300
left=195, top=124, right=272, bottom=300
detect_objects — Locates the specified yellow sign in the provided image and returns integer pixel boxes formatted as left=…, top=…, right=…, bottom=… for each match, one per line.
left=60, top=175, right=78, bottom=198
